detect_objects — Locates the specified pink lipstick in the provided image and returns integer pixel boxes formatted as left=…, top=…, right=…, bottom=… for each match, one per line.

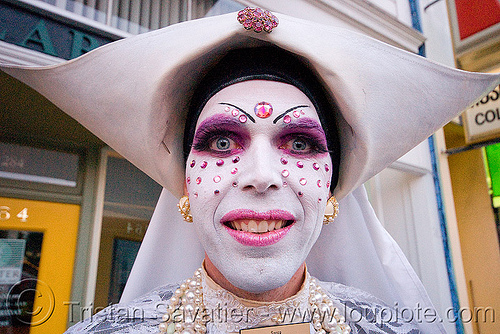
left=221, top=209, right=295, bottom=246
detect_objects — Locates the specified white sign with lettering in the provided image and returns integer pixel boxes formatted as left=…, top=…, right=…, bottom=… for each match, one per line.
left=463, top=85, right=500, bottom=143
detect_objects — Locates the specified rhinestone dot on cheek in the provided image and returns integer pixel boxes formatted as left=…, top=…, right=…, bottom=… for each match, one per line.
left=325, top=164, right=330, bottom=172
left=326, top=181, right=331, bottom=188
left=313, top=163, right=320, bottom=170
left=299, top=178, right=307, bottom=185
left=283, top=181, right=288, bottom=187
left=283, top=115, right=291, bottom=124
left=296, top=161, right=304, bottom=168
left=201, top=161, right=208, bottom=168
left=232, top=156, right=240, bottom=163
left=196, top=177, right=202, bottom=184
left=232, top=182, right=238, bottom=187
left=317, top=180, right=322, bottom=187
left=298, top=191, right=303, bottom=197
left=281, top=170, right=289, bottom=177
left=194, top=192, right=198, bottom=198
left=231, top=168, right=238, bottom=174
left=190, top=160, right=196, bottom=168
left=280, top=157, right=288, bottom=165
left=213, top=175, right=221, bottom=183
left=254, top=101, right=273, bottom=118
left=186, top=177, right=191, bottom=184
left=214, top=190, right=219, bottom=195
left=216, top=159, right=224, bottom=166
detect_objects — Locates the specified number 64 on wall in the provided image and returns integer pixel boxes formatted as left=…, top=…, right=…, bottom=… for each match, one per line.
left=0, top=206, right=29, bottom=222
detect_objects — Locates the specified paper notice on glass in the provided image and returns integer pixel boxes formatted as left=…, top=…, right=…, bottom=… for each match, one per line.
left=0, top=239, right=26, bottom=284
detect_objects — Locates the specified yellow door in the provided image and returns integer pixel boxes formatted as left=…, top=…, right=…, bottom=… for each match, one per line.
left=0, top=197, right=79, bottom=334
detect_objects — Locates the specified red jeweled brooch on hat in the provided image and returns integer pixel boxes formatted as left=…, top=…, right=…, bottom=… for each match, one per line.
left=237, top=7, right=279, bottom=33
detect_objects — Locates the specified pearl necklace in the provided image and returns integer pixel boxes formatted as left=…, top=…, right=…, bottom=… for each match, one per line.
left=159, top=268, right=351, bottom=334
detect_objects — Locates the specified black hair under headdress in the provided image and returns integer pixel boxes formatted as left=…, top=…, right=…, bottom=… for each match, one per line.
left=183, top=46, right=341, bottom=191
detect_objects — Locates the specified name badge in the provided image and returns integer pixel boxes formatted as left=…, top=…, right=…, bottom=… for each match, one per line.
left=240, top=322, right=314, bottom=334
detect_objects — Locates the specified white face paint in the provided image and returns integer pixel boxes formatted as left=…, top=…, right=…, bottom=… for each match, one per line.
left=186, top=80, right=333, bottom=293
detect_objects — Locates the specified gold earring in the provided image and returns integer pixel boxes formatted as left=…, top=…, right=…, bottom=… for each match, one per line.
left=178, top=196, right=193, bottom=223
left=323, top=196, right=339, bottom=225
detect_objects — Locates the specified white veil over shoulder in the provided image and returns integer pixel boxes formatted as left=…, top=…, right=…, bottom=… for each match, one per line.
left=2, top=9, right=499, bottom=334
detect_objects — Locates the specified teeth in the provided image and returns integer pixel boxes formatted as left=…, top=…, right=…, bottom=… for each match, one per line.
left=229, top=220, right=288, bottom=233
left=258, top=221, right=268, bottom=233
left=268, top=221, right=276, bottom=231
left=248, top=220, right=258, bottom=232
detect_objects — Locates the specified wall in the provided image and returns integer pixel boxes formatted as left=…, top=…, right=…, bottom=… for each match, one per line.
left=444, top=123, right=500, bottom=334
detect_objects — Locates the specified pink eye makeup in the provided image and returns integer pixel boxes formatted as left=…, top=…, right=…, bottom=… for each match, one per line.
left=276, top=118, right=328, bottom=156
left=192, top=115, right=248, bottom=156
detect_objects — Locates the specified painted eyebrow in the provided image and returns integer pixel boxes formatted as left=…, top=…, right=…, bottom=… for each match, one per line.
left=272, top=105, right=310, bottom=124
left=219, top=103, right=255, bottom=123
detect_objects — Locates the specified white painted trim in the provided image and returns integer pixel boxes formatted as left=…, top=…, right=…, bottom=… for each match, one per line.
left=447, top=0, right=500, bottom=57
left=315, top=0, right=425, bottom=52
left=0, top=171, right=77, bottom=187
left=83, top=147, right=109, bottom=312
left=390, top=159, right=432, bottom=175
left=241, top=0, right=425, bottom=53
left=0, top=40, right=65, bottom=66
left=15, top=0, right=132, bottom=38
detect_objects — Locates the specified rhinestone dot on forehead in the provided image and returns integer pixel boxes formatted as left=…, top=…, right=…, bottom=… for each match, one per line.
left=239, top=115, right=247, bottom=123
left=283, top=115, right=291, bottom=124
left=254, top=102, right=273, bottom=118
left=231, top=109, right=239, bottom=117
left=299, top=178, right=307, bottom=185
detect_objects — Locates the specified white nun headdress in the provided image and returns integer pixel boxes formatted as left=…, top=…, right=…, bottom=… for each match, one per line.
left=2, top=9, right=499, bottom=334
